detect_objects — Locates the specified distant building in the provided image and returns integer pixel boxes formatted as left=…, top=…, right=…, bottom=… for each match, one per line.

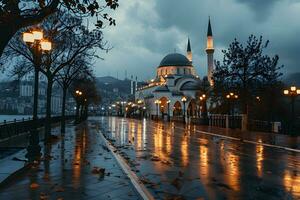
left=19, top=72, right=62, bottom=114
left=135, top=18, right=214, bottom=119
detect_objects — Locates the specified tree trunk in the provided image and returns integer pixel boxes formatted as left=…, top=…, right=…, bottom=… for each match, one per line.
left=0, top=24, right=15, bottom=57
left=33, top=68, right=40, bottom=120
left=84, top=104, right=88, bottom=120
left=80, top=104, right=84, bottom=121
left=75, top=102, right=80, bottom=124
left=61, top=84, right=67, bottom=133
left=45, top=77, right=53, bottom=144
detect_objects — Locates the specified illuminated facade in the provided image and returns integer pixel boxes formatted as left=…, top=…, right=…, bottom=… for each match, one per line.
left=136, top=40, right=200, bottom=119
left=136, top=18, right=214, bottom=119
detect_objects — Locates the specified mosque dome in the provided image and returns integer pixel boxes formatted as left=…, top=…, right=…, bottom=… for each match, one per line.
left=158, top=53, right=192, bottom=68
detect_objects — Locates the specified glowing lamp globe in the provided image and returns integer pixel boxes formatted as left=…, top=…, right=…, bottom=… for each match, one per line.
left=23, top=32, right=34, bottom=43
left=32, top=31, right=43, bottom=40
left=41, top=41, right=52, bottom=51
left=283, top=90, right=289, bottom=95
left=291, top=86, right=296, bottom=92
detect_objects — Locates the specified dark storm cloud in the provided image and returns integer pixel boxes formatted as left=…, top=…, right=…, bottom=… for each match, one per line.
left=96, top=0, right=300, bottom=79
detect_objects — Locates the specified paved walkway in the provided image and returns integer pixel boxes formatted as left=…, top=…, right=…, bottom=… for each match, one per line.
left=97, top=116, right=300, bottom=200
left=0, top=121, right=142, bottom=200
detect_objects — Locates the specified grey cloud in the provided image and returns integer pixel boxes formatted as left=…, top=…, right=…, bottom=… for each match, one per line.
left=94, top=0, right=300, bottom=80
left=235, top=0, right=280, bottom=20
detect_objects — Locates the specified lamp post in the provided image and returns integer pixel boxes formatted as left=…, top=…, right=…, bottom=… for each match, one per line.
left=199, top=94, right=207, bottom=118
left=181, top=96, right=187, bottom=124
left=226, top=92, right=238, bottom=115
left=143, top=106, right=147, bottom=118
left=75, top=90, right=83, bottom=123
left=154, top=100, right=161, bottom=120
left=23, top=30, right=52, bottom=162
left=284, top=86, right=300, bottom=130
left=167, top=100, right=171, bottom=121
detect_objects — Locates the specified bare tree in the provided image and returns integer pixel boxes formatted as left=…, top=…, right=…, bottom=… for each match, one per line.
left=55, top=57, right=93, bottom=133
left=3, top=12, right=108, bottom=143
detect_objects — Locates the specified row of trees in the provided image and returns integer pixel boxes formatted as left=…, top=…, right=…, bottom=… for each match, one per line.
left=1, top=12, right=102, bottom=143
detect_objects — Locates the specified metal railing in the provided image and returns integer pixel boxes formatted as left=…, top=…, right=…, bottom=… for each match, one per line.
left=0, top=115, right=75, bottom=140
left=248, top=120, right=273, bottom=132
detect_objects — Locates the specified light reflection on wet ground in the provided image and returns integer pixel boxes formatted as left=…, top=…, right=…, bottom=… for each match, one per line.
left=0, top=122, right=142, bottom=200
left=97, top=116, right=300, bottom=200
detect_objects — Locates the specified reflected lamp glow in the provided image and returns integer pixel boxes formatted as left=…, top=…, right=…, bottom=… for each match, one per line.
left=181, top=96, right=187, bottom=102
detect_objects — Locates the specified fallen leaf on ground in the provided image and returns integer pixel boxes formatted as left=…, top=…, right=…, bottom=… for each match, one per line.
left=40, top=192, right=49, bottom=200
left=151, top=156, right=160, bottom=162
left=91, top=167, right=105, bottom=178
left=171, top=178, right=182, bottom=190
left=30, top=183, right=39, bottom=189
left=55, top=186, right=65, bottom=192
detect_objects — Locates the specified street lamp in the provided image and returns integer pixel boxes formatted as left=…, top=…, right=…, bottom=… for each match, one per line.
left=154, top=100, right=161, bottom=120
left=199, top=94, right=207, bottom=118
left=23, top=29, right=52, bottom=162
left=226, top=92, right=238, bottom=115
left=167, top=100, right=171, bottom=121
left=75, top=90, right=83, bottom=123
left=181, top=96, right=187, bottom=124
left=284, top=86, right=300, bottom=130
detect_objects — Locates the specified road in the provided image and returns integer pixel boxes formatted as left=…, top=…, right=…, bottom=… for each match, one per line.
left=95, top=116, right=300, bottom=200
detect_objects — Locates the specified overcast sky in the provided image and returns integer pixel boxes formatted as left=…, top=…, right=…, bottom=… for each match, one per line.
left=93, top=0, right=300, bottom=81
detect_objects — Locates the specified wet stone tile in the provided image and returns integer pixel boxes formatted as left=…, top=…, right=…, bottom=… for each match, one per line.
left=0, top=122, right=142, bottom=200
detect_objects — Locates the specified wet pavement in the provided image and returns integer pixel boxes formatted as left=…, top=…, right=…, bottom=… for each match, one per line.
left=0, top=121, right=142, bottom=200
left=97, top=116, right=300, bottom=200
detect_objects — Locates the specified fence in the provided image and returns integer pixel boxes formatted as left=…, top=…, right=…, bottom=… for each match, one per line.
left=248, top=120, right=273, bottom=132
left=207, top=114, right=243, bottom=129
left=0, top=115, right=75, bottom=140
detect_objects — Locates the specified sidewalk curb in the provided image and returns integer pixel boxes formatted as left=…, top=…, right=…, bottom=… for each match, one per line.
left=0, top=162, right=31, bottom=189
left=98, top=130, right=155, bottom=200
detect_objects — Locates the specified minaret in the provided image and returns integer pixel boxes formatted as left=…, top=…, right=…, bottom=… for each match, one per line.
left=186, top=38, right=192, bottom=63
left=206, top=17, right=214, bottom=86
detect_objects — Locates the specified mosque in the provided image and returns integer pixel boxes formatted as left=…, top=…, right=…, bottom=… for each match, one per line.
left=135, top=19, right=214, bottom=120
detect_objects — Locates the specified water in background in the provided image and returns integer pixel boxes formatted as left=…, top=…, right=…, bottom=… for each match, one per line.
left=0, top=115, right=32, bottom=122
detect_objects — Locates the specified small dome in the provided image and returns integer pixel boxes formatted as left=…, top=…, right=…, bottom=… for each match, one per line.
left=159, top=53, right=192, bottom=67
left=154, top=85, right=169, bottom=92
left=180, top=81, right=199, bottom=91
